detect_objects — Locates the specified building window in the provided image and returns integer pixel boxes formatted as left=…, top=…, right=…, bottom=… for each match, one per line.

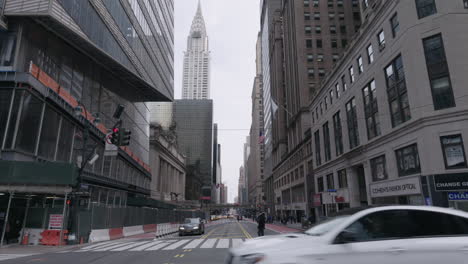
left=305, top=26, right=312, bottom=34
left=363, top=80, right=381, bottom=140
left=329, top=90, right=334, bottom=104
left=316, top=26, right=322, bottom=34
left=327, top=173, right=335, bottom=190
left=441, top=135, right=467, bottom=169
left=396, top=144, right=421, bottom=176
left=331, top=39, right=338, bottom=48
left=304, top=0, right=310, bottom=7
left=323, top=122, right=331, bottom=162
left=314, top=12, right=321, bottom=20
left=307, top=54, right=314, bottom=62
left=385, top=55, right=411, bottom=127
left=318, top=177, right=324, bottom=192
left=371, top=155, right=388, bottom=181
left=306, top=39, right=313, bottom=48
left=337, top=0, right=343, bottom=7
left=320, top=102, right=324, bottom=115
left=330, top=25, right=337, bottom=34
left=341, top=75, right=347, bottom=91
left=464, top=0, right=468, bottom=8
left=423, top=34, right=455, bottom=110
left=315, top=130, right=322, bottom=166
left=340, top=25, right=347, bottom=34
left=363, top=0, right=369, bottom=9
left=325, top=96, right=329, bottom=110
left=346, top=98, right=360, bottom=149
left=308, top=68, right=315, bottom=78
left=390, top=13, right=400, bottom=38
left=335, top=83, right=341, bottom=98
left=332, top=54, right=340, bottom=62
left=349, top=66, right=355, bottom=83
left=317, top=39, right=323, bottom=48
left=329, top=12, right=336, bottom=19
left=338, top=169, right=347, bottom=188
left=378, top=30, right=386, bottom=48
left=416, top=0, right=437, bottom=19
left=357, top=56, right=364, bottom=74
left=342, top=39, right=348, bottom=48
left=317, top=54, right=324, bottom=62
left=305, top=12, right=311, bottom=20
left=319, top=68, right=326, bottom=77
left=367, top=44, right=374, bottom=64
left=339, top=12, right=345, bottom=20
left=313, top=0, right=319, bottom=7
left=333, top=111, right=344, bottom=156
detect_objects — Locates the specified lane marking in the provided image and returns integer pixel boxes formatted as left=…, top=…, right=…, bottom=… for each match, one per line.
left=216, top=239, right=230, bottom=248
left=130, top=241, right=162, bottom=251
left=92, top=242, right=134, bottom=251
left=79, top=241, right=118, bottom=250
left=201, top=225, right=221, bottom=239
left=163, top=239, right=191, bottom=250
left=236, top=221, right=253, bottom=239
left=111, top=241, right=149, bottom=251
left=145, top=242, right=171, bottom=251
left=199, top=238, right=217, bottom=248
left=183, top=239, right=205, bottom=249
left=183, top=249, right=192, bottom=252
left=231, top=239, right=244, bottom=248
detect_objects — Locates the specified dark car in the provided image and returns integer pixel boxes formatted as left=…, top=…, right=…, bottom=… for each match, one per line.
left=179, top=218, right=205, bottom=236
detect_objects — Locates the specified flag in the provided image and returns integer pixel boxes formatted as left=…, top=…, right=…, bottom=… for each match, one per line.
left=258, top=130, right=265, bottom=144
left=271, top=98, right=279, bottom=116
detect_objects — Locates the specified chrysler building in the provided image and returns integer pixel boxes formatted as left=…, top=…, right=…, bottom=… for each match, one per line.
left=182, top=0, right=211, bottom=99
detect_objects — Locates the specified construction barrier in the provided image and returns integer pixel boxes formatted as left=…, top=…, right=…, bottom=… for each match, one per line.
left=39, top=230, right=68, bottom=246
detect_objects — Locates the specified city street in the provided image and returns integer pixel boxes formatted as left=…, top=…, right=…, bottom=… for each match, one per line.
left=0, top=220, right=280, bottom=264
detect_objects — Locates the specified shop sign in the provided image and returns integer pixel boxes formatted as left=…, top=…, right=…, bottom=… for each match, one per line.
left=370, top=176, right=421, bottom=198
left=48, top=214, right=63, bottom=230
left=335, top=196, right=345, bottom=203
left=313, top=194, right=322, bottom=206
left=448, top=192, right=468, bottom=201
left=434, top=173, right=468, bottom=191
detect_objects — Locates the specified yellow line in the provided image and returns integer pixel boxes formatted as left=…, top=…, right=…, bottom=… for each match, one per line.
left=201, top=225, right=222, bottom=239
left=179, top=254, right=185, bottom=258
left=236, top=220, right=253, bottom=239
left=174, top=254, right=180, bottom=258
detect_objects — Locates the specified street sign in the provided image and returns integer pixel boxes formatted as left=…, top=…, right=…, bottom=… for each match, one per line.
left=48, top=214, right=64, bottom=230
left=327, top=189, right=337, bottom=193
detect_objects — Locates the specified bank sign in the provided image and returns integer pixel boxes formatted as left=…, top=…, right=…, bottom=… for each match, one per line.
left=370, top=176, right=421, bottom=198
left=434, top=173, right=468, bottom=191
left=448, top=192, right=468, bottom=201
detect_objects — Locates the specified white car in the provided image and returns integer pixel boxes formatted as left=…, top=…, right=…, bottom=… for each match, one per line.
left=227, top=206, right=468, bottom=264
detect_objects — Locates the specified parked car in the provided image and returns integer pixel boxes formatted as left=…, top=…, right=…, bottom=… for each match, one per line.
left=179, top=218, right=205, bottom=236
left=227, top=206, right=468, bottom=264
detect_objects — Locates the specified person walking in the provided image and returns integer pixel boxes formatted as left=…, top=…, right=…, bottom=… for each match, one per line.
left=256, top=212, right=266, bottom=237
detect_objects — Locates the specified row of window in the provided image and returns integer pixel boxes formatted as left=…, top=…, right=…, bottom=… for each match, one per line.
left=274, top=165, right=306, bottom=190
left=304, top=0, right=359, bottom=8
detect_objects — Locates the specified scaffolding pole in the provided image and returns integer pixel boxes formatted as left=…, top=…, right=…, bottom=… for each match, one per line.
left=58, top=192, right=68, bottom=247
left=0, top=192, right=14, bottom=247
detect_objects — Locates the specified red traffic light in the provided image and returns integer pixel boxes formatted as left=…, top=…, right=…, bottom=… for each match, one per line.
left=113, top=128, right=119, bottom=133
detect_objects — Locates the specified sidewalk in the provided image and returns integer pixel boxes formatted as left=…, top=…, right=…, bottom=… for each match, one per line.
left=243, top=219, right=305, bottom=233
left=0, top=243, right=82, bottom=255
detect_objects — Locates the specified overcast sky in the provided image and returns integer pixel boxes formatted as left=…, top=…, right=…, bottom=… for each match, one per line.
left=174, top=0, right=260, bottom=203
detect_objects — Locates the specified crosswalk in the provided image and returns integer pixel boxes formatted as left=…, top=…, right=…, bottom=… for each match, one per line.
left=67, top=238, right=246, bottom=253
left=0, top=254, right=33, bottom=262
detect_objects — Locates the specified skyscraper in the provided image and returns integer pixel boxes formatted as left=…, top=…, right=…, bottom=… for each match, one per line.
left=182, top=0, right=211, bottom=100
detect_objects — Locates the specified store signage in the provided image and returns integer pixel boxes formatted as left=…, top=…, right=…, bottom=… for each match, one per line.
left=200, top=196, right=211, bottom=200
left=370, top=176, right=421, bottom=198
left=335, top=196, right=345, bottom=203
left=434, top=173, right=468, bottom=191
left=313, top=194, right=322, bottom=206
left=48, top=214, right=64, bottom=230
left=448, top=192, right=468, bottom=201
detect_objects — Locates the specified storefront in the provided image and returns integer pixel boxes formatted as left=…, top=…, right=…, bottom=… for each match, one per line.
left=370, top=176, right=425, bottom=205
left=320, top=189, right=350, bottom=217
left=431, top=173, right=468, bottom=212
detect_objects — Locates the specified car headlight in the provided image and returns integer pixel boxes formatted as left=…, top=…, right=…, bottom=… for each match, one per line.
left=193, top=226, right=199, bottom=229
left=241, top=253, right=265, bottom=264
left=179, top=227, right=185, bottom=230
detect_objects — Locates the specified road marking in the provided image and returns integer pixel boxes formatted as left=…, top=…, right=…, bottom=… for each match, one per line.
left=216, top=239, right=230, bottom=248
left=92, top=242, right=133, bottom=251
left=179, top=254, right=185, bottom=258
left=200, top=238, right=217, bottom=248
left=183, top=249, right=192, bottom=252
left=174, top=254, right=180, bottom=258
left=236, top=221, right=253, bottom=239
left=163, top=239, right=191, bottom=250
left=0, top=254, right=33, bottom=262
left=79, top=241, right=117, bottom=250
left=129, top=241, right=162, bottom=251
left=201, top=225, right=221, bottom=239
left=183, top=239, right=204, bottom=249
left=111, top=241, right=149, bottom=251
left=231, top=239, right=244, bottom=248
left=145, top=242, right=170, bottom=251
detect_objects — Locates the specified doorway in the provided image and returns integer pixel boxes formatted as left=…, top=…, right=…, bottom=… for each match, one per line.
left=356, top=165, right=368, bottom=206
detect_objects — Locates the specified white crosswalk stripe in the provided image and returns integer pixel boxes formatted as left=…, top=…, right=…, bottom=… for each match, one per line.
left=231, top=239, right=244, bottom=248
left=183, top=238, right=204, bottom=249
left=111, top=241, right=149, bottom=251
left=0, top=254, right=33, bottom=262
left=200, top=238, right=217, bottom=248
left=162, top=239, right=191, bottom=250
left=93, top=242, right=134, bottom=251
left=216, top=239, right=230, bottom=248
left=145, top=242, right=171, bottom=251
left=129, top=241, right=162, bottom=251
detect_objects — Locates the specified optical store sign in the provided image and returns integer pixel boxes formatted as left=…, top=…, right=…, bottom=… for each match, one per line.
left=434, top=173, right=468, bottom=191
left=370, top=177, right=421, bottom=198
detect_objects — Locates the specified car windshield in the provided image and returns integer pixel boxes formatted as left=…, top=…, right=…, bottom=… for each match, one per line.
left=184, top=218, right=200, bottom=224
left=305, top=216, right=350, bottom=236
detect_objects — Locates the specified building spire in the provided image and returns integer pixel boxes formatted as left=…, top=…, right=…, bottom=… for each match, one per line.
left=197, top=0, right=202, bottom=16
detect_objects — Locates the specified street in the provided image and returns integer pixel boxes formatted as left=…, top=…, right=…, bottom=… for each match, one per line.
left=0, top=220, right=279, bottom=264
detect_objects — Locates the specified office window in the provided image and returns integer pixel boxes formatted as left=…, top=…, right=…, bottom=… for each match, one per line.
left=332, top=54, right=340, bottom=62
left=363, top=80, right=381, bottom=140
left=305, top=12, right=311, bottom=20
left=371, top=155, right=388, bottom=181
left=320, top=102, right=324, bottom=115
left=441, top=135, right=467, bottom=169
left=385, top=55, right=411, bottom=127
left=329, top=12, right=336, bottom=19
left=318, top=177, right=324, bottom=192
left=342, top=75, right=347, bottom=91
left=367, top=44, right=374, bottom=64
left=335, top=83, right=341, bottom=98
left=349, top=66, right=355, bottom=83
left=317, top=39, right=323, bottom=48
left=363, top=0, right=369, bottom=8
left=312, top=111, right=315, bottom=124
left=331, top=39, right=338, bottom=48
left=339, top=12, right=345, bottom=20
left=325, top=96, right=329, bottom=110
left=316, top=26, right=322, bottom=34
left=323, top=122, right=331, bottom=162
left=346, top=98, right=360, bottom=149
left=330, top=25, right=337, bottom=34
left=396, top=144, right=421, bottom=176
left=342, top=39, right=348, bottom=48
left=337, top=0, right=343, bottom=7
left=307, top=54, right=314, bottom=62
left=319, top=68, right=326, bottom=77
left=416, top=0, right=437, bottom=19
left=378, top=30, right=386, bottom=47
left=338, top=169, right=348, bottom=188
left=313, top=0, right=319, bottom=7
left=306, top=39, right=313, bottom=48
left=333, top=111, right=344, bottom=156
left=305, top=26, right=312, bottom=34
left=328, top=0, right=334, bottom=7
left=329, top=90, right=334, bottom=104
left=390, top=13, right=400, bottom=38
left=423, top=34, right=455, bottom=110
left=327, top=173, right=335, bottom=190
left=315, top=130, right=322, bottom=166
left=314, top=12, right=321, bottom=20
left=340, top=25, right=347, bottom=34
left=357, top=56, right=364, bottom=74
left=308, top=68, right=315, bottom=78
left=304, top=0, right=310, bottom=7
left=317, top=54, right=324, bottom=62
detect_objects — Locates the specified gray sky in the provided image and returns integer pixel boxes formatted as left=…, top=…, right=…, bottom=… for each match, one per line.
left=174, top=0, right=260, bottom=203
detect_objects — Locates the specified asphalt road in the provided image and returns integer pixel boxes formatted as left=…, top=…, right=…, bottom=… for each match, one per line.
left=0, top=220, right=278, bottom=264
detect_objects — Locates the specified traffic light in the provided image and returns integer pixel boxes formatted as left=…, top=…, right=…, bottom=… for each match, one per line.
left=119, top=129, right=132, bottom=146
left=110, top=128, right=120, bottom=145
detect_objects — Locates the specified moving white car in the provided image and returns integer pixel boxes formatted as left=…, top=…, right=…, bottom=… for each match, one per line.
left=227, top=206, right=468, bottom=264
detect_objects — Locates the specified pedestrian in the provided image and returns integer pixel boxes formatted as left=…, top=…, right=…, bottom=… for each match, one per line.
left=256, top=212, right=266, bottom=237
